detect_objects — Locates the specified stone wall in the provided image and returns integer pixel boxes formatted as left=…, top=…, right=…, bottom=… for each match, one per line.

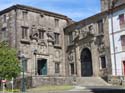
left=108, top=76, right=124, bottom=86
left=1, top=76, right=73, bottom=89
left=5, top=76, right=32, bottom=89
left=64, top=12, right=111, bottom=77
left=32, top=76, right=74, bottom=87
left=0, top=4, right=71, bottom=77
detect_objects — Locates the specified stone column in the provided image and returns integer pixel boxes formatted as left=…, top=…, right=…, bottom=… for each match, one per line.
left=75, top=46, right=81, bottom=77
left=91, top=41, right=100, bottom=76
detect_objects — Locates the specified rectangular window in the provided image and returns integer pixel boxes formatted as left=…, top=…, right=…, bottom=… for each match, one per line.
left=55, top=63, right=60, bottom=73
left=22, top=10, right=28, bottom=20
left=121, top=35, right=125, bottom=51
left=39, top=30, right=44, bottom=39
left=54, top=33, right=60, bottom=45
left=70, top=63, right=74, bottom=75
left=22, top=27, right=28, bottom=39
left=55, top=18, right=59, bottom=27
left=3, top=15, right=6, bottom=22
left=1, top=28, right=7, bottom=39
left=119, top=14, right=125, bottom=29
left=97, top=20, right=103, bottom=33
left=69, top=33, right=73, bottom=44
left=100, top=56, right=106, bottom=69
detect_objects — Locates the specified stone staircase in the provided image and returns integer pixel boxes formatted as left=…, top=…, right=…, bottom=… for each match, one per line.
left=76, top=77, right=111, bottom=86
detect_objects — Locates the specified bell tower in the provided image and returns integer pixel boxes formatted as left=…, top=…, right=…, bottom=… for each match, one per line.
left=101, top=0, right=125, bottom=12
left=100, top=0, right=111, bottom=11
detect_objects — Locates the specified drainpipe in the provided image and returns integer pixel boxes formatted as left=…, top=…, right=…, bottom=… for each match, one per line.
left=110, top=4, right=117, bottom=76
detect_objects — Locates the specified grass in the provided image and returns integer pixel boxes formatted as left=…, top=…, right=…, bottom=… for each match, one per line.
left=0, top=89, right=20, bottom=92
left=7, top=89, right=20, bottom=92
left=28, top=85, right=74, bottom=92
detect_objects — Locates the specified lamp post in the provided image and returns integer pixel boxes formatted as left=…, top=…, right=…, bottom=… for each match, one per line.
left=18, top=51, right=26, bottom=93
left=33, top=49, right=37, bottom=75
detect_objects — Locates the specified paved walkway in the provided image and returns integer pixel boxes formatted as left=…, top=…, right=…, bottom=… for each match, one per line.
left=27, top=86, right=90, bottom=93
left=0, top=85, right=125, bottom=93
left=26, top=85, right=125, bottom=93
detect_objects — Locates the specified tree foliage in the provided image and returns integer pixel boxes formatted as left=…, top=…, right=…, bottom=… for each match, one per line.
left=0, top=41, right=21, bottom=80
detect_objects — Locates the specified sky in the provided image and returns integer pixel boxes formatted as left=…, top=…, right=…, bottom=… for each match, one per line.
left=0, top=0, right=101, bottom=21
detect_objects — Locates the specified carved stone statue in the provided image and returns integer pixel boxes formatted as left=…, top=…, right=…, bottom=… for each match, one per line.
left=68, top=51, right=74, bottom=61
left=47, top=31, right=55, bottom=42
left=73, top=29, right=79, bottom=40
left=30, top=25, right=39, bottom=41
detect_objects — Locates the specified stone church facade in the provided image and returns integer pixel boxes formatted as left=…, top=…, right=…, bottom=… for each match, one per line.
left=0, top=4, right=73, bottom=77
left=0, top=0, right=125, bottom=86
left=64, top=0, right=125, bottom=78
left=64, top=12, right=112, bottom=78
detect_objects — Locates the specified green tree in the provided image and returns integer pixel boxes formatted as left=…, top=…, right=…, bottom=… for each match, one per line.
left=0, top=41, right=21, bottom=80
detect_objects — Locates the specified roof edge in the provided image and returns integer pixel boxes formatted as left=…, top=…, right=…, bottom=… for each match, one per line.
left=0, top=4, right=73, bottom=20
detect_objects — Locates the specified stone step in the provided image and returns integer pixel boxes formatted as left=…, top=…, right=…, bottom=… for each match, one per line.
left=76, top=77, right=110, bottom=86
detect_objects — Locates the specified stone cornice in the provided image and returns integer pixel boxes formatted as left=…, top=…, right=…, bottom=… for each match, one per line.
left=0, top=4, right=72, bottom=21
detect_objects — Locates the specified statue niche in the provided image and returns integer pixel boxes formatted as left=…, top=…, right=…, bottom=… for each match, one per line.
left=95, top=34, right=105, bottom=53
left=68, top=51, right=74, bottom=62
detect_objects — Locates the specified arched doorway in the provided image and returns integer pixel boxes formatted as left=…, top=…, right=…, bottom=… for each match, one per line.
left=81, top=48, right=93, bottom=76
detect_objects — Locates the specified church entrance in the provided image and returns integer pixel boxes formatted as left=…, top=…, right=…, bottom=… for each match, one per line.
left=81, top=48, right=93, bottom=77
left=37, top=59, right=47, bottom=75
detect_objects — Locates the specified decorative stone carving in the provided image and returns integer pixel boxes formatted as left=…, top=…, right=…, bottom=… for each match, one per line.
left=37, top=40, right=48, bottom=54
left=79, top=30, right=94, bottom=40
left=98, top=44, right=105, bottom=53
left=88, top=25, right=95, bottom=35
left=30, top=25, right=39, bottom=41
left=73, top=29, right=79, bottom=40
left=95, top=34, right=104, bottom=46
left=47, top=31, right=55, bottom=42
left=68, top=51, right=74, bottom=62
left=82, top=31, right=88, bottom=38
left=54, top=50, right=60, bottom=62
left=37, top=44, right=47, bottom=54
left=95, top=34, right=105, bottom=53
left=38, top=40, right=47, bottom=47
left=55, top=50, right=60, bottom=58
